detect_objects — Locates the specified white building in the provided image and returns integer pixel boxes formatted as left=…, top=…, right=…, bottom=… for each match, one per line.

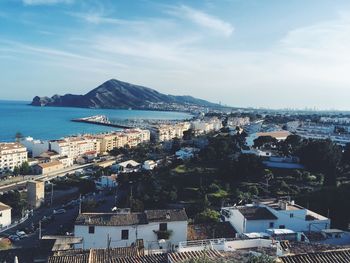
left=156, top=122, right=191, bottom=142
left=112, top=160, right=141, bottom=173
left=74, top=209, right=188, bottom=250
left=95, top=175, right=118, bottom=190
left=0, top=143, right=28, bottom=174
left=0, top=202, right=11, bottom=228
left=20, top=137, right=49, bottom=157
left=143, top=160, right=157, bottom=171
left=175, top=147, right=199, bottom=160
left=221, top=198, right=330, bottom=234
left=50, top=137, right=101, bottom=160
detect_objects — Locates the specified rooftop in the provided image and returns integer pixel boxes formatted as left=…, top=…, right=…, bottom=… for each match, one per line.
left=279, top=248, right=350, bottom=263
left=37, top=160, right=62, bottom=169
left=238, top=206, right=278, bottom=220
left=75, top=209, right=188, bottom=227
left=0, top=202, right=11, bottom=211
left=256, top=130, right=291, bottom=139
left=0, top=142, right=26, bottom=151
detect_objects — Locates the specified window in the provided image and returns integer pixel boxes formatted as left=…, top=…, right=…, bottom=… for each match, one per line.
left=121, top=229, right=129, bottom=240
left=290, top=213, right=294, bottom=218
left=279, top=225, right=285, bottom=229
left=159, top=223, right=168, bottom=231
left=88, top=226, right=95, bottom=234
left=269, top=222, right=274, bottom=228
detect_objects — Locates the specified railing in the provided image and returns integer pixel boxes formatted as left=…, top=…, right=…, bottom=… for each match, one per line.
left=0, top=213, right=30, bottom=233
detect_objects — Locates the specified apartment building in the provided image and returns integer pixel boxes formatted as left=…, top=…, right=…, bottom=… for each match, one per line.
left=20, top=137, right=49, bottom=157
left=0, top=143, right=28, bottom=174
left=157, top=122, right=191, bottom=142
left=98, top=133, right=128, bottom=153
left=124, top=129, right=150, bottom=147
left=50, top=137, right=101, bottom=160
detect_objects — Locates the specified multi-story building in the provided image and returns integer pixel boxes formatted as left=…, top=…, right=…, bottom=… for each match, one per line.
left=99, top=133, right=127, bottom=153
left=156, top=122, right=191, bottom=142
left=74, top=209, right=188, bottom=250
left=50, top=137, right=101, bottom=160
left=20, top=137, right=49, bottom=157
left=27, top=180, right=45, bottom=209
left=221, top=198, right=330, bottom=234
left=0, top=202, right=11, bottom=228
left=124, top=129, right=150, bottom=147
left=191, top=118, right=222, bottom=135
left=0, top=143, right=28, bottom=174
left=227, top=117, right=250, bottom=128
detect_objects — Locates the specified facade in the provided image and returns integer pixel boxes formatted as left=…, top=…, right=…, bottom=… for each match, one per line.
left=34, top=160, right=64, bottom=175
left=20, top=137, right=49, bottom=157
left=99, top=133, right=128, bottom=153
left=175, top=148, right=199, bottom=160
left=156, top=122, right=191, bottom=142
left=50, top=137, right=101, bottom=160
left=221, top=199, right=330, bottom=234
left=0, top=143, right=28, bottom=174
left=27, top=180, right=45, bottom=209
left=95, top=175, right=118, bottom=190
left=143, top=160, right=157, bottom=170
left=0, top=202, right=11, bottom=228
left=227, top=117, right=250, bottom=128
left=124, top=129, right=150, bottom=147
left=113, top=160, right=141, bottom=173
left=74, top=209, right=188, bottom=250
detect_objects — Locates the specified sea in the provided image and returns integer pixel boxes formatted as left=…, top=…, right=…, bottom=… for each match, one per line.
left=0, top=100, right=192, bottom=142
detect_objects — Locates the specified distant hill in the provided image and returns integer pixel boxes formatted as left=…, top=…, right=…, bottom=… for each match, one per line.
left=31, top=79, right=221, bottom=111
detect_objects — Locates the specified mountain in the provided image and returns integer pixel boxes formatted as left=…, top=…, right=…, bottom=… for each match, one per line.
left=31, top=79, right=221, bottom=111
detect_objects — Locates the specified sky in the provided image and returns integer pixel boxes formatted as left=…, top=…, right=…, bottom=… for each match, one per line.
left=1, top=0, right=350, bottom=110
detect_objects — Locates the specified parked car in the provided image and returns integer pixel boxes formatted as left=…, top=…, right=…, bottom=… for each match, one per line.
left=53, top=209, right=66, bottom=215
left=8, top=235, right=20, bottom=242
left=16, top=231, right=27, bottom=239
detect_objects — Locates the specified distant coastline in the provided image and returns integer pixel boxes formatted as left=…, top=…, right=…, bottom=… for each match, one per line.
left=0, top=100, right=192, bottom=142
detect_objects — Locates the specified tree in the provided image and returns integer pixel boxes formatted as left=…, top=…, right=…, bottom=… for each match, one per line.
left=15, top=132, right=23, bottom=142
left=253, top=136, right=277, bottom=149
left=297, top=139, right=342, bottom=186
left=19, top=162, right=31, bottom=175
left=194, top=209, right=220, bottom=224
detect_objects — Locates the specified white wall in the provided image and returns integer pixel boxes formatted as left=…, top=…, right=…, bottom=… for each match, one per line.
left=0, top=208, right=11, bottom=228
left=74, top=221, right=187, bottom=250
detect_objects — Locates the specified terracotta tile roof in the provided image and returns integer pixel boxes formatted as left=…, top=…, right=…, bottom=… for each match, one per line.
left=238, top=206, right=278, bottom=220
left=48, top=254, right=89, bottom=263
left=75, top=212, right=148, bottom=227
left=112, top=253, right=168, bottom=263
left=37, top=160, right=63, bottom=169
left=90, top=247, right=141, bottom=262
left=168, top=250, right=223, bottom=262
left=0, top=202, right=11, bottom=211
left=279, top=248, right=350, bottom=263
left=145, top=209, right=188, bottom=222
left=75, top=209, right=187, bottom=227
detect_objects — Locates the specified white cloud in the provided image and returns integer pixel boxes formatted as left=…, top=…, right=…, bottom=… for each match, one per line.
left=23, top=0, right=73, bottom=6
left=67, top=11, right=140, bottom=25
left=168, top=5, right=234, bottom=37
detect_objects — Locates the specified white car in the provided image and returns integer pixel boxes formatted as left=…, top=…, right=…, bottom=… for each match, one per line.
left=53, top=209, right=66, bottom=215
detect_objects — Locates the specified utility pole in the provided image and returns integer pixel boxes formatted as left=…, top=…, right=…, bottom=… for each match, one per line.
left=79, top=194, right=82, bottom=214
left=39, top=220, right=42, bottom=239
left=50, top=183, right=54, bottom=207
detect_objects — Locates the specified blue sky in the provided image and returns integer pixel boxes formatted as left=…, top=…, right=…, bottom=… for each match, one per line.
left=1, top=0, right=350, bottom=110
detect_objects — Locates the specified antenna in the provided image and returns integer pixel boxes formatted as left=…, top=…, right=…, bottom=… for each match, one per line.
left=107, top=234, right=112, bottom=262
left=79, top=194, right=82, bottom=214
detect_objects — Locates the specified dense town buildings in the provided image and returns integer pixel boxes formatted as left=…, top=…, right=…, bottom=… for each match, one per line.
left=0, top=142, right=28, bottom=174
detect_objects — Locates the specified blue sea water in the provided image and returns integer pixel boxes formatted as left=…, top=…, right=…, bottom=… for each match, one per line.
left=0, top=100, right=191, bottom=142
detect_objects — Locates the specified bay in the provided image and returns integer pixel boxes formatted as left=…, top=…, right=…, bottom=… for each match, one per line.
left=0, top=100, right=191, bottom=142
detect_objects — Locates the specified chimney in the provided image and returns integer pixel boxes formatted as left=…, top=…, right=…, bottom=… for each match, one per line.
left=279, top=200, right=287, bottom=210
left=165, top=212, right=171, bottom=220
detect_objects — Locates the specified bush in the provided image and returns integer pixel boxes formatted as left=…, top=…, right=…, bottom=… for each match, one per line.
left=194, top=209, right=220, bottom=224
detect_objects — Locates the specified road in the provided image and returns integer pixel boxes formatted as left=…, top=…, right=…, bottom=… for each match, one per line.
left=0, top=163, right=94, bottom=192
